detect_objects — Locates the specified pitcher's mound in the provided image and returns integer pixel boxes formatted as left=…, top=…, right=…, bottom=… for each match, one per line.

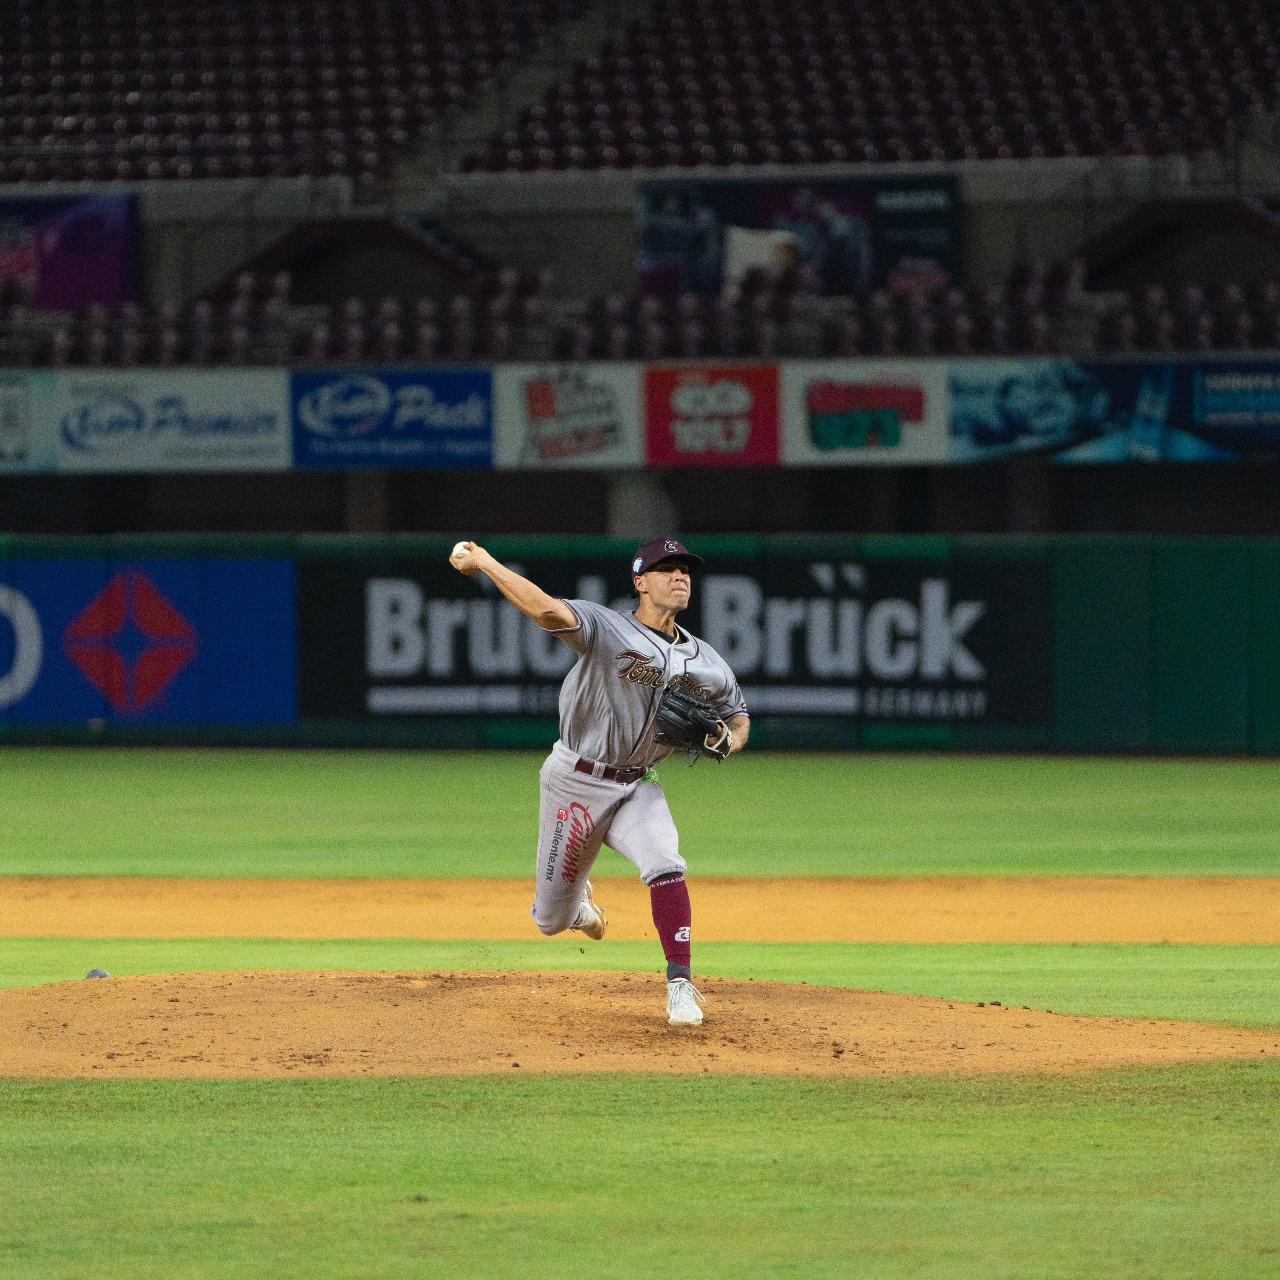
left=1, top=969, right=1275, bottom=1079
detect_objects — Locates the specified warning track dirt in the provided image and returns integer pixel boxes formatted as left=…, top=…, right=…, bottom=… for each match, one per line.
left=5, top=875, right=1279, bottom=943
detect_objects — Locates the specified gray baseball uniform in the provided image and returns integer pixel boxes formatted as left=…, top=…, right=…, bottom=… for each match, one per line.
left=531, top=598, right=747, bottom=934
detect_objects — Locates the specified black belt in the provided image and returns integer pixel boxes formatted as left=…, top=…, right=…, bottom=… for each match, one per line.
left=575, top=757, right=646, bottom=784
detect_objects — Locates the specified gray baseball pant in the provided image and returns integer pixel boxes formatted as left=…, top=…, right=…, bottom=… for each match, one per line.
left=531, top=741, right=687, bottom=934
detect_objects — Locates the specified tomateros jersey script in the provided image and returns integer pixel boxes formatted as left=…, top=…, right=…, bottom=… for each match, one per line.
left=550, top=598, right=747, bottom=767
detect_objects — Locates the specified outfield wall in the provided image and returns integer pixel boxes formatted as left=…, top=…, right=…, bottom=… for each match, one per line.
left=1, top=533, right=1277, bottom=753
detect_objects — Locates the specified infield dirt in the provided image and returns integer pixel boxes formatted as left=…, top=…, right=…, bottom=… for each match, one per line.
left=6, top=875, right=1277, bottom=1080
left=3, top=969, right=1277, bottom=1080
left=6, top=875, right=1280, bottom=942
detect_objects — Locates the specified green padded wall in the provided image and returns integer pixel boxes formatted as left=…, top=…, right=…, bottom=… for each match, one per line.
left=1052, top=539, right=1154, bottom=749
left=1152, top=540, right=1251, bottom=751
left=1249, top=541, right=1280, bottom=750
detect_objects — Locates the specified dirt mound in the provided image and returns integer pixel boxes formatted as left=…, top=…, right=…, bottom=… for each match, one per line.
left=1, top=970, right=1275, bottom=1079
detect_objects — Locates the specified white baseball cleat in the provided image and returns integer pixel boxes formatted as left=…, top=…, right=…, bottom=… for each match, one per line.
left=571, top=880, right=607, bottom=940
left=667, top=977, right=705, bottom=1026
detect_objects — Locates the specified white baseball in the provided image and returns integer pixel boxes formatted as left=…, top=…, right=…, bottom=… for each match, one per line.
left=452, top=540, right=470, bottom=559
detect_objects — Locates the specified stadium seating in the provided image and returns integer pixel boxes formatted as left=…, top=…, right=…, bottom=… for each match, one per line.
left=465, top=0, right=1279, bottom=171
left=555, top=264, right=1077, bottom=358
left=1097, top=280, right=1280, bottom=353
left=0, top=267, right=560, bottom=366
left=0, top=0, right=585, bottom=183
left=4, top=260, right=1278, bottom=365
left=4, top=0, right=1274, bottom=183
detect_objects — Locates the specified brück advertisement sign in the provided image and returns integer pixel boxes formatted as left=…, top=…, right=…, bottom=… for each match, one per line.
left=50, top=369, right=291, bottom=473
left=297, top=548, right=1050, bottom=728
left=492, top=363, right=642, bottom=468
left=297, top=553, right=633, bottom=719
left=781, top=360, right=951, bottom=465
left=291, top=367, right=492, bottom=469
left=725, top=555, right=1049, bottom=724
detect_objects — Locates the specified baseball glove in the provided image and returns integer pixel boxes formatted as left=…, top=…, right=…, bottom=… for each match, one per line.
left=654, top=682, right=731, bottom=763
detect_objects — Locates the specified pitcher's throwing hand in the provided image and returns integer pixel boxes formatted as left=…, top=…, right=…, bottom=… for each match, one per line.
left=449, top=540, right=491, bottom=576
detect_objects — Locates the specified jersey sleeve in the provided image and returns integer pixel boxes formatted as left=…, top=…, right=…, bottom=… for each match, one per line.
left=714, top=669, right=749, bottom=722
left=546, top=598, right=611, bottom=655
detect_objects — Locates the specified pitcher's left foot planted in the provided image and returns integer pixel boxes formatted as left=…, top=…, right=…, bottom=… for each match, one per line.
left=667, top=977, right=704, bottom=1026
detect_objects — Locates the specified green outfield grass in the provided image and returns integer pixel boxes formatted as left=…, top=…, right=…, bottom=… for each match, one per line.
left=3, top=938, right=1279, bottom=1028
left=2, top=1065, right=1278, bottom=1280
left=3, top=747, right=1277, bottom=1279
left=2, top=748, right=1279, bottom=877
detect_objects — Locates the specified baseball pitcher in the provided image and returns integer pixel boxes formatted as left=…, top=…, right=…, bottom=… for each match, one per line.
left=449, top=536, right=749, bottom=1026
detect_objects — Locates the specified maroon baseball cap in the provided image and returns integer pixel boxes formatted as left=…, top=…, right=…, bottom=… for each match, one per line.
left=630, top=537, right=703, bottom=577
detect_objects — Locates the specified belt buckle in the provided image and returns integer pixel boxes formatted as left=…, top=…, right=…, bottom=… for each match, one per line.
left=590, top=760, right=607, bottom=780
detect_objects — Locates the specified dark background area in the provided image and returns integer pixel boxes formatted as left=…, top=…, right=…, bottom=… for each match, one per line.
left=1, top=462, right=1273, bottom=536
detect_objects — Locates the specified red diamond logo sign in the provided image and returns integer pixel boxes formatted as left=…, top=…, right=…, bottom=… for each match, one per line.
left=63, top=570, right=197, bottom=714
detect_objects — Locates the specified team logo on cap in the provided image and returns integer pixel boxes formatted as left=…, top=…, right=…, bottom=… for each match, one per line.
left=664, top=540, right=680, bottom=553
left=632, top=557, right=643, bottom=573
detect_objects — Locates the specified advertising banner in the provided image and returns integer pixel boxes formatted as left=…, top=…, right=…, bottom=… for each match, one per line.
left=729, top=553, right=1050, bottom=725
left=492, top=363, right=642, bottom=468
left=948, top=359, right=1280, bottom=462
left=0, top=558, right=296, bottom=726
left=952, top=359, right=1081, bottom=462
left=291, top=367, right=492, bottom=469
left=644, top=363, right=780, bottom=466
left=638, top=176, right=961, bottom=297
left=296, top=545, right=1050, bottom=731
left=0, top=370, right=56, bottom=475
left=0, top=193, right=139, bottom=308
left=1175, top=361, right=1280, bottom=457
left=50, top=369, right=291, bottom=474
left=296, top=551, right=638, bottom=721
left=781, top=360, right=951, bottom=465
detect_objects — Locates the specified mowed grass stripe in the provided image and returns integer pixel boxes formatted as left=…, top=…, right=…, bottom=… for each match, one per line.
left=2, top=749, right=1279, bottom=877
left=1, top=1066, right=1278, bottom=1280
left=3, top=939, right=1278, bottom=1028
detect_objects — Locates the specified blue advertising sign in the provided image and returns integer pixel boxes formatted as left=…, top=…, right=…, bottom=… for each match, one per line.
left=0, top=558, right=296, bottom=726
left=291, top=367, right=493, bottom=469
left=1177, top=361, right=1280, bottom=457
left=947, top=359, right=1280, bottom=462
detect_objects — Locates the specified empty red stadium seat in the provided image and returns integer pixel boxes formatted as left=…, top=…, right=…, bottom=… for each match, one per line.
left=0, top=0, right=589, bottom=182
left=473, top=0, right=1277, bottom=171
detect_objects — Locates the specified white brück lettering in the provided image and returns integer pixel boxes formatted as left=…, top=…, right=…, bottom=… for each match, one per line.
left=701, top=569, right=985, bottom=681
left=364, top=569, right=987, bottom=684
